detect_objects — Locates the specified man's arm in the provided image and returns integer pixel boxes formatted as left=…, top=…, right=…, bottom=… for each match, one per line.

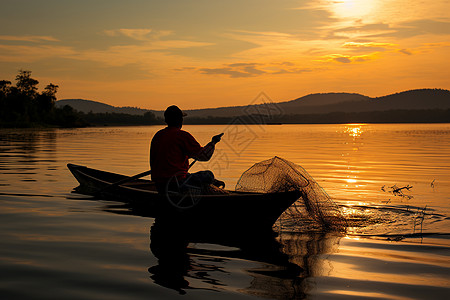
left=195, top=142, right=215, bottom=161
left=194, top=133, right=223, bottom=161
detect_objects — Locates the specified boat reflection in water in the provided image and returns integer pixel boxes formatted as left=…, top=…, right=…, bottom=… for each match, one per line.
left=148, top=216, right=342, bottom=297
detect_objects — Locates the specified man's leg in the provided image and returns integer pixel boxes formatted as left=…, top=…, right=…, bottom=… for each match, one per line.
left=185, top=170, right=224, bottom=188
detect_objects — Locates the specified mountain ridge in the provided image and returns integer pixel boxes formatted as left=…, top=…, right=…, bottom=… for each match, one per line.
left=56, top=89, right=450, bottom=118
left=55, top=99, right=156, bottom=115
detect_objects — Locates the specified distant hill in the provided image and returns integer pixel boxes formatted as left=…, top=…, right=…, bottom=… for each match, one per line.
left=57, top=89, right=450, bottom=119
left=180, top=93, right=371, bottom=117
left=55, top=99, right=153, bottom=115
left=183, top=89, right=450, bottom=117
left=370, top=89, right=450, bottom=110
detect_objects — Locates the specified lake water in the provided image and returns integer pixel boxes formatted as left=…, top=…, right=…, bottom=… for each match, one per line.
left=0, top=124, right=449, bottom=299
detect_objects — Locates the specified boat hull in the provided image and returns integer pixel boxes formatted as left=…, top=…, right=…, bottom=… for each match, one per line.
left=67, top=163, right=301, bottom=230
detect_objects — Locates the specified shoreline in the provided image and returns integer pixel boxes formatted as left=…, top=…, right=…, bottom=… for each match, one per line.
left=2, top=120, right=450, bottom=129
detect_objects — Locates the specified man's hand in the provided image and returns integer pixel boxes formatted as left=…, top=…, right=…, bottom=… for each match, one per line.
left=211, top=133, right=224, bottom=144
left=196, top=133, right=223, bottom=161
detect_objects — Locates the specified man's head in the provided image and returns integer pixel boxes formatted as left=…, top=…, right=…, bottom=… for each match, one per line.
left=164, top=105, right=186, bottom=128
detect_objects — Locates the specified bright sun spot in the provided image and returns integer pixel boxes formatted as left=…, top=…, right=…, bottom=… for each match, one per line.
left=344, top=124, right=364, bottom=138
left=351, top=127, right=361, bottom=136
left=330, top=0, right=376, bottom=19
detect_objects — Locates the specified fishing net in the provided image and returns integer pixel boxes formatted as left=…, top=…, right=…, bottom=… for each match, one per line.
left=235, top=157, right=347, bottom=232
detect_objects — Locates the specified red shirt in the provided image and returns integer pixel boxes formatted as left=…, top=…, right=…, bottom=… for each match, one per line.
left=150, top=127, right=203, bottom=182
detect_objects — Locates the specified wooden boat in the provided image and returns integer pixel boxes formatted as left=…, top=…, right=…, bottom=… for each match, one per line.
left=67, top=163, right=301, bottom=230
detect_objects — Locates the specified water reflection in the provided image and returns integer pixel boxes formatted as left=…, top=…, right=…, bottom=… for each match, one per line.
left=0, top=125, right=449, bottom=299
left=148, top=216, right=342, bottom=297
left=343, top=123, right=365, bottom=139
left=149, top=218, right=190, bottom=294
left=0, top=130, right=57, bottom=185
left=332, top=124, right=368, bottom=193
left=248, top=232, right=341, bottom=299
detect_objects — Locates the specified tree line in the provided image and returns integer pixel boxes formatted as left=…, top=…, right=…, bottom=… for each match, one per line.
left=0, top=70, right=160, bottom=127
left=78, top=110, right=160, bottom=126
left=0, top=70, right=87, bottom=127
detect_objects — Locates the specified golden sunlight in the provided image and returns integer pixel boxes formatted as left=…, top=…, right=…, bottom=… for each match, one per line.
left=330, top=0, right=377, bottom=19
left=344, top=124, right=365, bottom=138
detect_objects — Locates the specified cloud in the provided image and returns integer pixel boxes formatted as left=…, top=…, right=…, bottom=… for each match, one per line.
left=0, top=44, right=76, bottom=62
left=199, top=67, right=256, bottom=78
left=424, top=42, right=450, bottom=46
left=394, top=42, right=450, bottom=56
left=353, top=55, right=374, bottom=62
left=335, top=23, right=392, bottom=33
left=198, top=63, right=266, bottom=78
left=102, top=28, right=214, bottom=51
left=104, top=28, right=172, bottom=41
left=223, top=30, right=335, bottom=63
left=326, top=18, right=450, bottom=41
left=334, top=56, right=351, bottom=63
left=339, top=42, right=399, bottom=55
left=398, top=49, right=413, bottom=55
left=0, top=35, right=59, bottom=42
left=343, top=42, right=397, bottom=49
left=173, top=67, right=196, bottom=72
left=228, top=62, right=261, bottom=68
left=183, top=61, right=313, bottom=78
left=343, top=19, right=450, bottom=39
left=276, top=61, right=295, bottom=66
left=318, top=53, right=378, bottom=64
left=395, top=19, right=450, bottom=37
left=0, top=28, right=214, bottom=71
left=326, top=23, right=393, bottom=40
left=271, top=68, right=312, bottom=75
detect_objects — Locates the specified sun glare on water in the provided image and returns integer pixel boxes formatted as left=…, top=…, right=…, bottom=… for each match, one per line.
left=344, top=124, right=365, bottom=138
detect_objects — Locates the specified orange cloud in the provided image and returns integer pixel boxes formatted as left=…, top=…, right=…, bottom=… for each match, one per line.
left=104, top=28, right=172, bottom=41
left=0, top=29, right=214, bottom=71
left=177, top=62, right=313, bottom=78
left=398, top=49, right=413, bottom=55
left=0, top=35, right=59, bottom=42
left=0, top=44, right=76, bottom=62
left=342, top=42, right=397, bottom=49
left=318, top=53, right=379, bottom=64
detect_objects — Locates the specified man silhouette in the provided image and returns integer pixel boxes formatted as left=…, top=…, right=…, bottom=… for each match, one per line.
left=150, top=105, right=224, bottom=193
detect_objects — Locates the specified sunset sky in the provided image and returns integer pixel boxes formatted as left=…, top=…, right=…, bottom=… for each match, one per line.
left=1, top=0, right=449, bottom=110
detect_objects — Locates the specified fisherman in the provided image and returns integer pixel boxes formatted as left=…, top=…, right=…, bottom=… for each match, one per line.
left=150, top=105, right=224, bottom=194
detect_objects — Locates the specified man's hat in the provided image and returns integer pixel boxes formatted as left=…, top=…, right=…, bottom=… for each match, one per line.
left=164, top=105, right=187, bottom=119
